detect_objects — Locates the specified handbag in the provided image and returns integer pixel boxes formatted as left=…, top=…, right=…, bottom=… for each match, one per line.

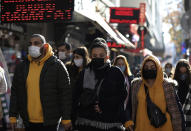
left=79, top=79, right=104, bottom=107
left=144, top=85, right=167, bottom=128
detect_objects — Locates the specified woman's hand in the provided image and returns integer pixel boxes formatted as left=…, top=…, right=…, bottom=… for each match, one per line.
left=94, top=101, right=102, bottom=113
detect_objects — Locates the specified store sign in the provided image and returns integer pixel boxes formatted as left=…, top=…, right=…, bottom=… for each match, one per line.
left=107, top=42, right=126, bottom=48
left=139, top=3, right=146, bottom=26
left=110, top=7, right=140, bottom=24
left=1, top=0, right=74, bottom=23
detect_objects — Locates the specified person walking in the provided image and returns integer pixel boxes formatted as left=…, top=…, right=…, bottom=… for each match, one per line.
left=131, top=55, right=184, bottom=131
left=9, top=34, right=72, bottom=131
left=0, top=66, right=8, bottom=131
left=113, top=55, right=133, bottom=112
left=59, top=46, right=90, bottom=131
left=0, top=66, right=7, bottom=95
left=57, top=42, right=73, bottom=64
left=173, top=59, right=191, bottom=131
left=164, top=62, right=174, bottom=79
left=66, top=46, right=90, bottom=90
left=72, top=38, right=132, bottom=131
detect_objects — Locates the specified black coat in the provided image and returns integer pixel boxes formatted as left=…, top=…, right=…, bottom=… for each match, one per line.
left=9, top=56, right=72, bottom=127
left=72, top=64, right=130, bottom=124
left=65, top=63, right=80, bottom=90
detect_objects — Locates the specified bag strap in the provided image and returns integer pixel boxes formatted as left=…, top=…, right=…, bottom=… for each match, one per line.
left=144, top=84, right=167, bottom=113
left=144, top=84, right=151, bottom=102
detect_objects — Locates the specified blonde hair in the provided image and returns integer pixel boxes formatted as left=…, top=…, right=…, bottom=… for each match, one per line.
left=113, top=55, right=132, bottom=76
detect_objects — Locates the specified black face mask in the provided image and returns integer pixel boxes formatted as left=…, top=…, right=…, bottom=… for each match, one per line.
left=142, top=69, right=157, bottom=79
left=91, top=58, right=105, bottom=69
left=179, top=73, right=187, bottom=81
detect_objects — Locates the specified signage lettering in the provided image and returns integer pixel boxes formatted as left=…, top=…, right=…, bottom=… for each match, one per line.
left=1, top=0, right=74, bottom=23
left=110, top=7, right=140, bottom=24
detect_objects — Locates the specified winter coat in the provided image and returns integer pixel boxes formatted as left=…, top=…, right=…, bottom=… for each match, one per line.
left=181, top=84, right=191, bottom=131
left=72, top=64, right=130, bottom=130
left=9, top=56, right=71, bottom=127
left=65, top=63, right=80, bottom=90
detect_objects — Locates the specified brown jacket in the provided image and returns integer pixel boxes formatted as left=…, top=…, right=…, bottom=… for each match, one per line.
left=131, top=78, right=184, bottom=131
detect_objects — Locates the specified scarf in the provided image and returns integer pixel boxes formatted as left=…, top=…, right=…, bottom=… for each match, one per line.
left=135, top=56, right=173, bottom=131
left=83, top=67, right=97, bottom=90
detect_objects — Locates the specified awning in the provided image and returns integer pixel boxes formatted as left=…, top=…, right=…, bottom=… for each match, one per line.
left=120, top=48, right=153, bottom=56
left=74, top=10, right=135, bottom=48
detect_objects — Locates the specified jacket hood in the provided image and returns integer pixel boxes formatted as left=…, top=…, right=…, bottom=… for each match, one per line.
left=28, top=43, right=54, bottom=64
left=174, top=59, right=191, bottom=82
left=141, top=55, right=163, bottom=87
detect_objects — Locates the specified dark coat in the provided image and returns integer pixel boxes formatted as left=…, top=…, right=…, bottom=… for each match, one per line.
left=65, top=63, right=80, bottom=90
left=72, top=64, right=130, bottom=124
left=9, top=56, right=72, bottom=127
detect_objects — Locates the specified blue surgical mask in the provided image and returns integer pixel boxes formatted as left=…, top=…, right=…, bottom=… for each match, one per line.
left=165, top=68, right=171, bottom=74
left=118, top=65, right=126, bottom=72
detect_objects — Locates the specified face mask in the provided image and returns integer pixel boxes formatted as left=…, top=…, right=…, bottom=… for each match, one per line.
left=118, top=65, right=126, bottom=72
left=165, top=68, right=171, bottom=74
left=74, top=59, right=83, bottom=67
left=69, top=53, right=73, bottom=57
left=142, top=69, right=157, bottom=79
left=91, top=58, right=105, bottom=69
left=180, top=73, right=187, bottom=81
left=58, top=51, right=66, bottom=60
left=28, top=45, right=41, bottom=58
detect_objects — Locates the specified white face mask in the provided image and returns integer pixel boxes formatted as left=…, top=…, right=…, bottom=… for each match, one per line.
left=74, top=59, right=83, bottom=67
left=58, top=51, right=66, bottom=60
left=28, top=46, right=41, bottom=58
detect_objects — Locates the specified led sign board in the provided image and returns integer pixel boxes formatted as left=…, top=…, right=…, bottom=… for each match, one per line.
left=110, top=7, right=140, bottom=24
left=107, top=42, right=126, bottom=48
left=1, top=0, right=74, bottom=23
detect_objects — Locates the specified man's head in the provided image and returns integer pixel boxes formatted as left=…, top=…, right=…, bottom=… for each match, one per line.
left=28, top=34, right=46, bottom=58
left=57, top=42, right=72, bottom=60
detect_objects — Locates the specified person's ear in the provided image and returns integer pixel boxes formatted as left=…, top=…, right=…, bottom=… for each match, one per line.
left=41, top=44, right=48, bottom=53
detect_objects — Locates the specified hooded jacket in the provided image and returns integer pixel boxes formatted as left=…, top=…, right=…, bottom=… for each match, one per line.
left=9, top=44, right=72, bottom=126
left=173, top=59, right=191, bottom=131
left=131, top=55, right=184, bottom=131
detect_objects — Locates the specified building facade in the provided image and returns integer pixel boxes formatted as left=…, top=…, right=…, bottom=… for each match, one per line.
left=119, top=0, right=164, bottom=55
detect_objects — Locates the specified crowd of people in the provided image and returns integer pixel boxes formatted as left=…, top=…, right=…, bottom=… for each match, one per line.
left=0, top=34, right=191, bottom=131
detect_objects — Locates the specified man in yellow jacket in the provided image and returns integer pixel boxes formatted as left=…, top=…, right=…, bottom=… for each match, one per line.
left=9, top=34, right=72, bottom=131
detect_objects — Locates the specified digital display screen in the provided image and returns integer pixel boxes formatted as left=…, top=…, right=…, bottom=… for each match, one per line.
left=1, top=0, right=74, bottom=23
left=110, top=7, right=140, bottom=24
left=107, top=42, right=126, bottom=48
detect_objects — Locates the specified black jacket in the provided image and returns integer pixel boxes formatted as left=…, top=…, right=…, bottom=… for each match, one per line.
left=72, top=64, right=130, bottom=124
left=65, top=63, right=80, bottom=90
left=9, top=56, right=72, bottom=127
